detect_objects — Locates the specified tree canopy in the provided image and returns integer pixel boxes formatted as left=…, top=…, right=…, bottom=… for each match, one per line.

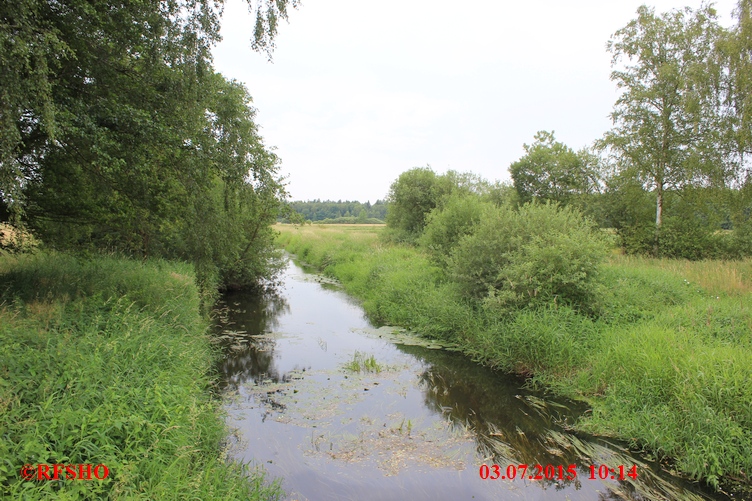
left=510, top=131, right=600, bottom=206
left=583, top=3, right=752, bottom=258
left=601, top=5, right=727, bottom=237
left=0, top=0, right=299, bottom=289
left=286, top=200, right=387, bottom=222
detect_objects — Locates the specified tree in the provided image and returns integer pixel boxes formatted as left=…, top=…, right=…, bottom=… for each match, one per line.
left=0, top=1, right=298, bottom=199
left=510, top=131, right=600, bottom=206
left=602, top=5, right=727, bottom=251
left=386, top=167, right=442, bottom=239
left=719, top=0, right=752, bottom=183
left=385, top=167, right=487, bottom=240
left=0, top=0, right=300, bottom=289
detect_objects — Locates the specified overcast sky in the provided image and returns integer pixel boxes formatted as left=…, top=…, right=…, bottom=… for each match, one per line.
left=212, top=0, right=739, bottom=203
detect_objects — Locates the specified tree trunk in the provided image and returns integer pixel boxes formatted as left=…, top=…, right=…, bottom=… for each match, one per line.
left=654, top=183, right=663, bottom=256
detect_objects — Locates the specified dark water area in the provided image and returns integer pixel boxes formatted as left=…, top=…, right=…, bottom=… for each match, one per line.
left=213, top=259, right=729, bottom=501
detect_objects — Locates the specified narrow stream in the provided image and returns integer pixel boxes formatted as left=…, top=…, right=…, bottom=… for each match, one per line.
left=213, top=258, right=727, bottom=501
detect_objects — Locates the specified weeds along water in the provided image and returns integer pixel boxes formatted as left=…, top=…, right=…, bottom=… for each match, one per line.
left=0, top=252, right=281, bottom=500
left=276, top=223, right=752, bottom=496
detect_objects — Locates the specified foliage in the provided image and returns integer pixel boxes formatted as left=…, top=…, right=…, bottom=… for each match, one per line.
left=248, top=0, right=301, bottom=59
left=418, top=193, right=494, bottom=267
left=0, top=0, right=298, bottom=290
left=600, top=175, right=751, bottom=259
left=718, top=0, right=752, bottom=166
left=0, top=252, right=282, bottom=500
left=510, top=131, right=601, bottom=206
left=657, top=210, right=729, bottom=261
left=385, top=167, right=498, bottom=242
left=385, top=167, right=445, bottom=241
left=729, top=180, right=752, bottom=255
left=601, top=5, right=728, bottom=245
left=285, top=199, right=387, bottom=222
left=588, top=3, right=752, bottom=261
left=311, top=217, right=385, bottom=224
left=448, top=202, right=608, bottom=313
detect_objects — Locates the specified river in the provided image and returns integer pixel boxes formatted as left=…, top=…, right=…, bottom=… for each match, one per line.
left=212, top=258, right=727, bottom=501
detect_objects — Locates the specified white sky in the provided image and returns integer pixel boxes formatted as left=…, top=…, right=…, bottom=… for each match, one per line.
left=212, top=0, right=739, bottom=203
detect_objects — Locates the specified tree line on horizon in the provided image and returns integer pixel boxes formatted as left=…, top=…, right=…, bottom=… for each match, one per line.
left=284, top=200, right=387, bottom=223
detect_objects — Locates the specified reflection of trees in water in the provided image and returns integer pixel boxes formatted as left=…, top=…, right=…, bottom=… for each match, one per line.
left=397, top=344, right=715, bottom=501
left=214, top=288, right=290, bottom=335
left=213, top=288, right=290, bottom=390
left=398, top=344, right=582, bottom=490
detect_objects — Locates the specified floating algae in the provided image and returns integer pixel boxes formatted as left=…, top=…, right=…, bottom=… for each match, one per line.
left=351, top=326, right=462, bottom=352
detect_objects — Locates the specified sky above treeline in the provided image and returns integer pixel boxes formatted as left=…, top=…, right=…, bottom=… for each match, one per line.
left=212, top=0, right=739, bottom=203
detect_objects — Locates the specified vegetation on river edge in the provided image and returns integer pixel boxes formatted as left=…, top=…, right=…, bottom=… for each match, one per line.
left=277, top=223, right=752, bottom=493
left=0, top=252, right=281, bottom=500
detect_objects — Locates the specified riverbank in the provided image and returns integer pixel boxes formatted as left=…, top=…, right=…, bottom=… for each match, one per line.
left=0, top=252, right=281, bottom=500
left=277, top=224, right=752, bottom=494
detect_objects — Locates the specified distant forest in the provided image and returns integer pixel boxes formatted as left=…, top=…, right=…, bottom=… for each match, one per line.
left=285, top=200, right=387, bottom=223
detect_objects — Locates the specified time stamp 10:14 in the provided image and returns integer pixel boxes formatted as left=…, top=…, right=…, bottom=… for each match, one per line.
left=479, top=464, right=638, bottom=482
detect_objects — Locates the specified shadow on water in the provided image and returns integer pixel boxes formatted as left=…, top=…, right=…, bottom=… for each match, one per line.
left=213, top=259, right=731, bottom=501
left=399, top=344, right=729, bottom=500
left=213, top=289, right=291, bottom=390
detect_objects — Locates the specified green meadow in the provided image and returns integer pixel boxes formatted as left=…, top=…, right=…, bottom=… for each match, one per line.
left=277, top=223, right=752, bottom=492
left=0, top=253, right=281, bottom=500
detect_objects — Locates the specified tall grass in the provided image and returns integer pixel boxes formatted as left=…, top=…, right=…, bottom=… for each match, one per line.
left=0, top=252, right=281, bottom=500
left=277, top=224, right=752, bottom=492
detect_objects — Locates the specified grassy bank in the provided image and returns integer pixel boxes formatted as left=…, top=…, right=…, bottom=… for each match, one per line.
left=0, top=252, right=281, bottom=500
left=277, top=224, right=752, bottom=492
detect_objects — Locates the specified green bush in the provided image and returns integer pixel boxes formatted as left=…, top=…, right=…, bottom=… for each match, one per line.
left=448, top=202, right=608, bottom=313
left=385, top=167, right=443, bottom=241
left=618, top=222, right=655, bottom=255
left=731, top=218, right=752, bottom=256
left=418, top=194, right=493, bottom=267
left=657, top=215, right=719, bottom=260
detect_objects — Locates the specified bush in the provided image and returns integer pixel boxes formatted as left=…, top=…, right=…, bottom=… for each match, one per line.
left=385, top=167, right=443, bottom=241
left=418, top=194, right=494, bottom=267
left=657, top=215, right=720, bottom=260
left=448, top=202, right=608, bottom=313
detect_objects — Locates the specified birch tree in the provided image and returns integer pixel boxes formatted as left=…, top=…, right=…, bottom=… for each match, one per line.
left=602, top=5, right=726, bottom=252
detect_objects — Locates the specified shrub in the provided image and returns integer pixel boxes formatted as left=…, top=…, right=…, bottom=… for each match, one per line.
left=448, top=202, right=608, bottom=313
left=657, top=215, right=719, bottom=260
left=418, top=194, right=493, bottom=267
left=385, top=167, right=443, bottom=241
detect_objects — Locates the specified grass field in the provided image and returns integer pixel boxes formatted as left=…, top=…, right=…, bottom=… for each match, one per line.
left=277, top=223, right=752, bottom=493
left=0, top=252, right=281, bottom=500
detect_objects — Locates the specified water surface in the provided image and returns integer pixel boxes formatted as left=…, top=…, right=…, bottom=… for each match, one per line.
left=214, top=259, right=727, bottom=501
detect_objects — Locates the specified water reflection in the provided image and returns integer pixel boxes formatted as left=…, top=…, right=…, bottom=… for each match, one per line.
left=398, top=344, right=721, bottom=500
left=213, top=289, right=291, bottom=390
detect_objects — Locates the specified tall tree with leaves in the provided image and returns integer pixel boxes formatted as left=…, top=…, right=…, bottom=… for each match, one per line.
left=0, top=0, right=299, bottom=286
left=720, top=0, right=752, bottom=180
left=510, top=131, right=601, bottom=206
left=602, top=5, right=727, bottom=251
